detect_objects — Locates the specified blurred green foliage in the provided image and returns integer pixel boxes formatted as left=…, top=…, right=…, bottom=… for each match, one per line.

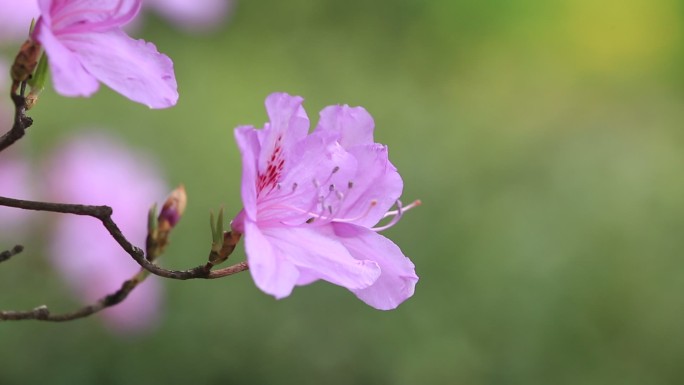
left=2, top=0, right=684, bottom=384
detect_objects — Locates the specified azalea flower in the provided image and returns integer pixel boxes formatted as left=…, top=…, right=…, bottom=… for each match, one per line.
left=33, top=0, right=178, bottom=108
left=231, top=93, right=418, bottom=310
left=145, top=0, right=234, bottom=33
left=46, top=133, right=166, bottom=333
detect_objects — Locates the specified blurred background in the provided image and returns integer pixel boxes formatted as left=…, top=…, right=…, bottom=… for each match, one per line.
left=2, top=0, right=684, bottom=383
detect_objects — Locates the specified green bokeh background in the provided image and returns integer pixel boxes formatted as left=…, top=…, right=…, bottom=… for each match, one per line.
left=3, top=0, right=684, bottom=383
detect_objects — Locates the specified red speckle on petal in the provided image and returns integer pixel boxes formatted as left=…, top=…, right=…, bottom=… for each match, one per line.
left=257, top=142, right=285, bottom=195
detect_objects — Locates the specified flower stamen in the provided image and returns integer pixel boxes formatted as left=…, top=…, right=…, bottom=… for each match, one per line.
left=373, top=199, right=421, bottom=232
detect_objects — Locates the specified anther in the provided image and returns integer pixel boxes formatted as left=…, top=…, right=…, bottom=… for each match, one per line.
left=348, top=181, right=354, bottom=189
left=332, top=166, right=340, bottom=174
left=329, top=184, right=335, bottom=192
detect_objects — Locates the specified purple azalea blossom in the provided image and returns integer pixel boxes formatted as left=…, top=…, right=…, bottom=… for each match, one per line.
left=46, top=133, right=166, bottom=333
left=33, top=0, right=178, bottom=108
left=231, top=93, right=418, bottom=310
left=145, top=0, right=234, bottom=33
left=0, top=0, right=40, bottom=43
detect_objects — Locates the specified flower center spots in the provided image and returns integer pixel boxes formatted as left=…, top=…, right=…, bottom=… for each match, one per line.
left=256, top=135, right=284, bottom=197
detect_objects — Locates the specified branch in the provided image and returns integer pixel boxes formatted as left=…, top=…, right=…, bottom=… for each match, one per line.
left=0, top=91, right=33, bottom=153
left=0, top=245, right=24, bottom=263
left=0, top=196, right=249, bottom=280
left=0, top=195, right=249, bottom=322
left=0, top=269, right=146, bottom=322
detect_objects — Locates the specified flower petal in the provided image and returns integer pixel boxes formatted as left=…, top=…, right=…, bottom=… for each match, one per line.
left=271, top=132, right=359, bottom=226
left=258, top=93, right=309, bottom=173
left=234, top=125, right=261, bottom=222
left=44, top=0, right=140, bottom=31
left=339, top=144, right=403, bottom=227
left=334, top=223, right=418, bottom=310
left=36, top=20, right=100, bottom=97
left=316, top=104, right=375, bottom=148
left=244, top=219, right=300, bottom=299
left=261, top=225, right=381, bottom=291
left=59, top=29, right=178, bottom=108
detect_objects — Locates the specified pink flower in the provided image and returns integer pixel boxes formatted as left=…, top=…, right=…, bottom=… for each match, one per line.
left=145, top=0, right=234, bottom=33
left=0, top=0, right=40, bottom=43
left=33, top=0, right=178, bottom=108
left=0, top=148, right=34, bottom=240
left=231, top=93, right=418, bottom=310
left=46, top=133, right=166, bottom=333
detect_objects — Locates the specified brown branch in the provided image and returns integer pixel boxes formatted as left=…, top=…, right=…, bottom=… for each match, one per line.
left=0, top=91, right=33, bottom=153
left=0, top=195, right=248, bottom=280
left=0, top=195, right=249, bottom=322
left=0, top=245, right=24, bottom=263
left=0, top=269, right=146, bottom=322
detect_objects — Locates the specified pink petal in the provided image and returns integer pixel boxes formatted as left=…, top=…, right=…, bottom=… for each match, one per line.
left=258, top=93, right=310, bottom=173
left=35, top=20, right=100, bottom=97
left=339, top=144, right=403, bottom=227
left=334, top=223, right=418, bottom=310
left=295, top=270, right=320, bottom=286
left=243, top=219, right=300, bottom=299
left=261, top=225, right=381, bottom=291
left=59, top=29, right=178, bottom=108
left=274, top=132, right=359, bottom=225
left=234, top=126, right=261, bottom=222
left=316, top=104, right=375, bottom=148
left=44, top=0, right=140, bottom=30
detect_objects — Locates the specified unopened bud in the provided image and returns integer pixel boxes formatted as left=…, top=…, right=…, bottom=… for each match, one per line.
left=11, top=39, right=41, bottom=88
left=158, top=184, right=187, bottom=232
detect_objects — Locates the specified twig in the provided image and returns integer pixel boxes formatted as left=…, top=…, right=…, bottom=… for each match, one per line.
left=0, top=196, right=248, bottom=280
left=0, top=245, right=24, bottom=263
left=0, top=269, right=146, bottom=322
left=0, top=91, right=33, bottom=153
left=0, top=195, right=249, bottom=321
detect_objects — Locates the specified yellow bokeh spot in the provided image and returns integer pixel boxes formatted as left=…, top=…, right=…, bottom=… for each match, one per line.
left=560, top=0, right=681, bottom=74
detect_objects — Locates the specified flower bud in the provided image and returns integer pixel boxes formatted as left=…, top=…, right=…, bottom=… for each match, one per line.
left=158, top=184, right=187, bottom=232
left=10, top=39, right=40, bottom=92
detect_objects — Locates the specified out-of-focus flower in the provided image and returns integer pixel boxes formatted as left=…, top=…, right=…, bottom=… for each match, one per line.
left=46, top=133, right=167, bottom=334
left=0, top=148, right=34, bottom=240
left=33, top=0, right=178, bottom=108
left=0, top=58, right=33, bottom=240
left=0, top=0, right=39, bottom=44
left=231, top=93, right=418, bottom=310
left=145, top=0, right=234, bottom=33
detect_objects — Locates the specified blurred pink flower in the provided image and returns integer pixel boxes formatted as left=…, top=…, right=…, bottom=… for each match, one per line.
left=145, top=0, right=234, bottom=33
left=33, top=0, right=178, bottom=108
left=0, top=58, right=34, bottom=240
left=0, top=0, right=39, bottom=43
left=231, top=93, right=418, bottom=310
left=0, top=148, right=34, bottom=240
left=46, top=133, right=167, bottom=334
